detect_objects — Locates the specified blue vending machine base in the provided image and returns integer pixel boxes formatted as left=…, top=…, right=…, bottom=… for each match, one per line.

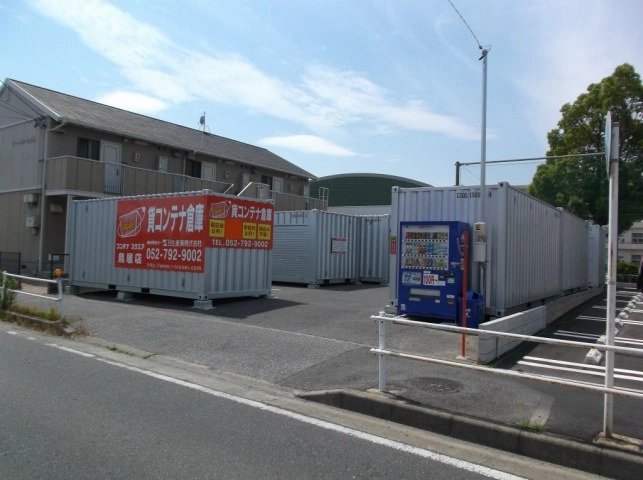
left=457, top=291, right=484, bottom=328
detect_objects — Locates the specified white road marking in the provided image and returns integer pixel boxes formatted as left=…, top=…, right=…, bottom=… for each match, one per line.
left=523, top=356, right=643, bottom=377
left=45, top=343, right=96, bottom=358
left=553, top=331, right=600, bottom=340
left=1, top=329, right=525, bottom=479
left=517, top=361, right=643, bottom=383
left=94, top=357, right=526, bottom=480
left=576, top=316, right=605, bottom=322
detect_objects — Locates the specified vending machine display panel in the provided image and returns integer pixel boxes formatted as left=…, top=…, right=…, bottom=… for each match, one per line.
left=397, top=221, right=469, bottom=321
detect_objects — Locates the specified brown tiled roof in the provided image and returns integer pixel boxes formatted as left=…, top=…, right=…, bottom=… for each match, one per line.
left=5, top=79, right=315, bottom=179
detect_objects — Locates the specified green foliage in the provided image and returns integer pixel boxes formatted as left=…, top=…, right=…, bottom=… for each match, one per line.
left=11, top=304, right=63, bottom=322
left=514, top=420, right=547, bottom=433
left=618, top=260, right=639, bottom=276
left=0, top=275, right=17, bottom=311
left=529, top=64, right=643, bottom=233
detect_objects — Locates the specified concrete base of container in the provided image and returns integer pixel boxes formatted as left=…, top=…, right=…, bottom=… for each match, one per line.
left=117, top=291, right=134, bottom=301
left=193, top=299, right=213, bottom=310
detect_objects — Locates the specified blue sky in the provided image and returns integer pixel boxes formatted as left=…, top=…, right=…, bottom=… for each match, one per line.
left=2, top=0, right=642, bottom=187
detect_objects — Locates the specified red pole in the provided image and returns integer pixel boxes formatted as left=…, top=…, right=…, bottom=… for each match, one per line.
left=461, top=229, right=469, bottom=357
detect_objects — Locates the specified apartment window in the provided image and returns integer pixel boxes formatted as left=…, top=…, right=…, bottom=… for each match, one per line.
left=632, top=233, right=643, bottom=244
left=77, top=138, right=100, bottom=160
left=632, top=255, right=642, bottom=264
left=261, top=175, right=273, bottom=189
left=185, top=159, right=201, bottom=178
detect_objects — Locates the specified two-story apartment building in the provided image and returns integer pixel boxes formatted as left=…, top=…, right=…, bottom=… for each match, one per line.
left=619, top=220, right=643, bottom=264
left=0, top=79, right=323, bottom=275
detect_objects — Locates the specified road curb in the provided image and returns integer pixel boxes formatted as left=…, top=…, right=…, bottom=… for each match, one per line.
left=299, top=389, right=643, bottom=480
left=1, top=311, right=75, bottom=337
left=80, top=336, right=156, bottom=359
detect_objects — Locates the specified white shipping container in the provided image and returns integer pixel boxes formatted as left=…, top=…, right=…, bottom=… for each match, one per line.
left=588, top=224, right=607, bottom=288
left=559, top=208, right=589, bottom=292
left=68, top=191, right=273, bottom=305
left=272, top=210, right=359, bottom=286
left=358, top=215, right=390, bottom=284
left=390, top=183, right=589, bottom=317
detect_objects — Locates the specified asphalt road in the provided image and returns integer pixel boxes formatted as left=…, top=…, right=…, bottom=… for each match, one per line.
left=0, top=327, right=524, bottom=480
left=5, top=282, right=640, bottom=478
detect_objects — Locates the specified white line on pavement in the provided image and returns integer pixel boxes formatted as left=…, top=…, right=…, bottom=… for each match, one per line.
left=523, top=356, right=643, bottom=377
left=93, top=357, right=527, bottom=480
left=517, top=361, right=643, bottom=383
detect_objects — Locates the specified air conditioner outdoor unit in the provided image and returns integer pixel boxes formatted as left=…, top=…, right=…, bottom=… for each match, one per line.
left=23, top=193, right=38, bottom=205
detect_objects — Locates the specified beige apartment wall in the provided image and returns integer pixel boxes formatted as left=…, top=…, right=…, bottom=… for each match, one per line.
left=0, top=121, right=43, bottom=191
left=0, top=190, right=41, bottom=273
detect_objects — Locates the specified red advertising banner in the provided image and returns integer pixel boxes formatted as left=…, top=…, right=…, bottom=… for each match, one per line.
left=206, top=197, right=273, bottom=249
left=114, top=194, right=273, bottom=272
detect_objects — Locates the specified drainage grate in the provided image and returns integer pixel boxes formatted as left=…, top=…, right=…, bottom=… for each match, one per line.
left=406, top=377, right=462, bottom=394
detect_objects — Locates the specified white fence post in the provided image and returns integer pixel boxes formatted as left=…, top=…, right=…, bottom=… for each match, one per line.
left=370, top=313, right=643, bottom=401
left=1, top=271, right=65, bottom=319
left=378, top=313, right=387, bottom=392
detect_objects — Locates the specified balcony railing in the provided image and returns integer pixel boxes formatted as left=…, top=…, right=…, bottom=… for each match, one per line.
left=45, top=156, right=327, bottom=210
left=46, top=156, right=232, bottom=196
left=237, top=182, right=328, bottom=211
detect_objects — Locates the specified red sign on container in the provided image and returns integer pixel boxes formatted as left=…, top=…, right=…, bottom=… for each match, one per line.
left=206, top=197, right=274, bottom=250
left=114, top=194, right=273, bottom=273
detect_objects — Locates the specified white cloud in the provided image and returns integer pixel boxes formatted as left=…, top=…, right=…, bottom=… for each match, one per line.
left=96, top=91, right=167, bottom=114
left=258, top=135, right=358, bottom=157
left=31, top=0, right=481, bottom=141
left=302, top=66, right=480, bottom=139
left=511, top=1, right=643, bottom=141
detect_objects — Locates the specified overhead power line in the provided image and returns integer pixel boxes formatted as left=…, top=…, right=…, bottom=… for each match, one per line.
left=447, top=0, right=483, bottom=49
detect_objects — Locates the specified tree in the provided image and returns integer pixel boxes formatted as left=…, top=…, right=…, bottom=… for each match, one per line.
left=528, top=64, right=643, bottom=232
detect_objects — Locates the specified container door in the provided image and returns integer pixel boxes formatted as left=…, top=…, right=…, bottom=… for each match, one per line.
left=397, top=221, right=468, bottom=321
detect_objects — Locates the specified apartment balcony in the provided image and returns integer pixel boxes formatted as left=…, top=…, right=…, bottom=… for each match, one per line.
left=45, top=155, right=232, bottom=197
left=44, top=155, right=327, bottom=211
left=238, top=182, right=328, bottom=211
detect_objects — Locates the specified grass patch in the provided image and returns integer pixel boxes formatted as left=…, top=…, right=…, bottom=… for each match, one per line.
left=11, top=304, right=65, bottom=323
left=1, top=303, right=90, bottom=337
left=0, top=275, right=18, bottom=311
left=514, top=420, right=547, bottom=433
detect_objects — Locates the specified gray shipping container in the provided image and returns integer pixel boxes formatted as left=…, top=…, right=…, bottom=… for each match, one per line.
left=272, top=210, right=359, bottom=286
left=68, top=191, right=273, bottom=304
left=390, top=182, right=590, bottom=317
left=588, top=224, right=607, bottom=288
left=358, top=215, right=390, bottom=284
left=559, top=208, right=589, bottom=292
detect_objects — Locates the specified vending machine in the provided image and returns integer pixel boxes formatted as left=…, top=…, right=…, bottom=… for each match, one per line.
left=397, top=221, right=469, bottom=321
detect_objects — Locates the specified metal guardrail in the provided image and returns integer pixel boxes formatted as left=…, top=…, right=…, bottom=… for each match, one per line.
left=1, top=271, right=65, bottom=319
left=371, top=312, right=643, bottom=399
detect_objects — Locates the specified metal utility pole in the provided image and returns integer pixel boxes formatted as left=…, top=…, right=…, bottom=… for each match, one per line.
left=479, top=48, right=489, bottom=224
left=603, top=113, right=620, bottom=438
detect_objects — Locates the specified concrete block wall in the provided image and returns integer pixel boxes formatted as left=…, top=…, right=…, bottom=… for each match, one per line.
left=476, top=287, right=605, bottom=364
left=478, top=306, right=546, bottom=364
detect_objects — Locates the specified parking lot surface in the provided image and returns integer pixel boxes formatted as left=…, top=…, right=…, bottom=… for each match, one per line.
left=7, top=281, right=643, bottom=476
